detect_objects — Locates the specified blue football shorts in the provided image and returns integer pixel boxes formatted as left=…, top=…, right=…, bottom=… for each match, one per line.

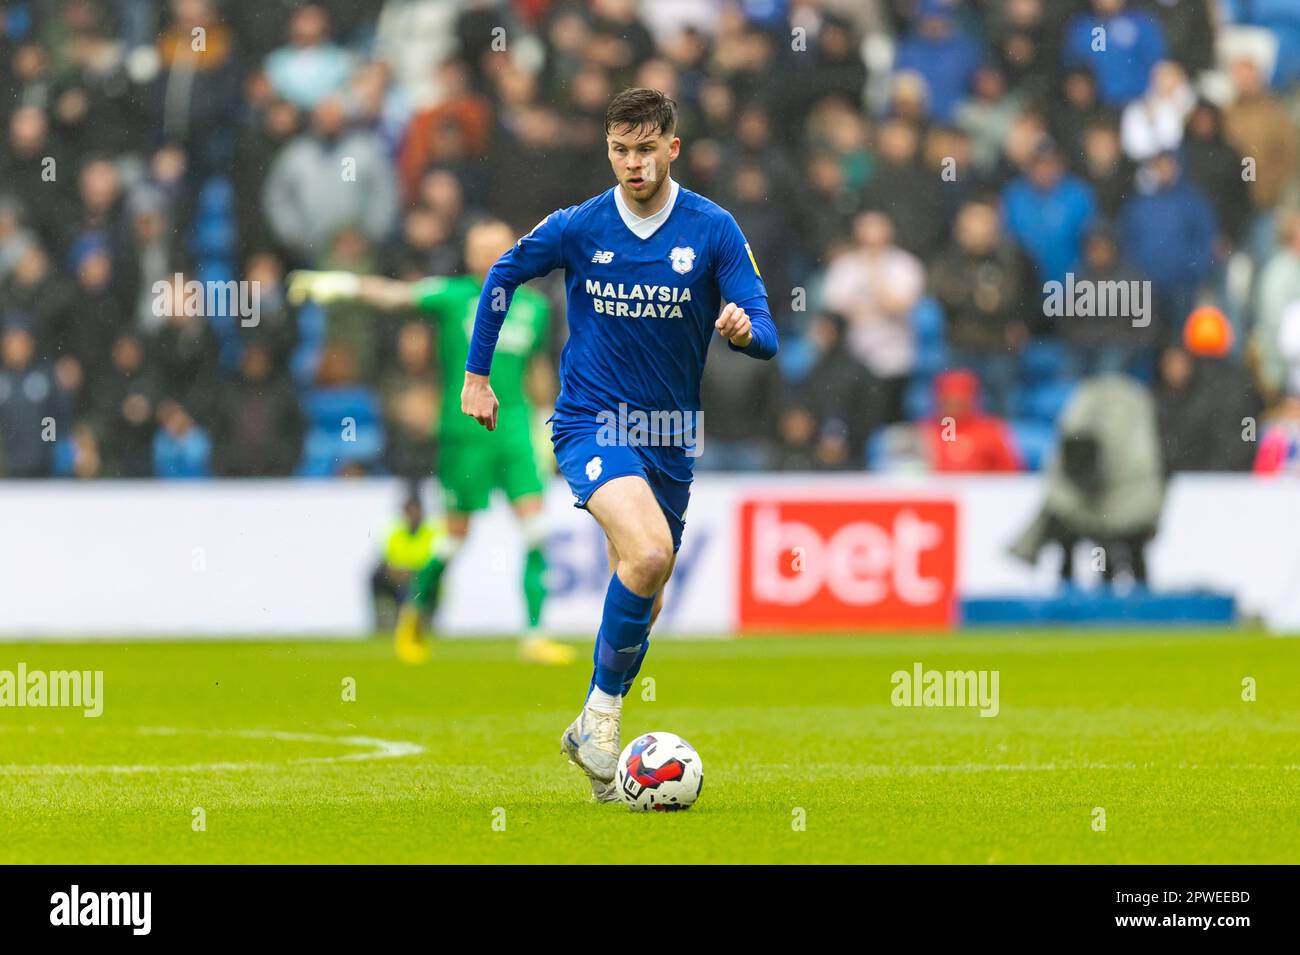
left=550, top=419, right=693, bottom=553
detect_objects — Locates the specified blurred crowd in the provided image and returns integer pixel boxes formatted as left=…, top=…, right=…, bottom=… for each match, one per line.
left=2, top=0, right=1300, bottom=480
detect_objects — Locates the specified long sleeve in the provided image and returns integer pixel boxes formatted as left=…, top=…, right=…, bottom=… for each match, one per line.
left=730, top=297, right=779, bottom=360
left=715, top=210, right=778, bottom=360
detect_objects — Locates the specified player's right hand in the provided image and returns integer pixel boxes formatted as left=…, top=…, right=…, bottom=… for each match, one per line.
left=286, top=270, right=360, bottom=305
left=461, top=372, right=499, bottom=431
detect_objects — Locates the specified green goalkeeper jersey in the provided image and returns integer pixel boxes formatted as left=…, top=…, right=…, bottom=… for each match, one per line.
left=412, top=275, right=549, bottom=442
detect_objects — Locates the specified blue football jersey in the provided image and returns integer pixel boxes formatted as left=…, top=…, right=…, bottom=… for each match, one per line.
left=465, top=181, right=778, bottom=476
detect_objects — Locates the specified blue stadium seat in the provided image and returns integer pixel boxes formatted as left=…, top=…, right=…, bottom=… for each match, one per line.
left=776, top=334, right=816, bottom=383
left=196, top=260, right=237, bottom=304
left=50, top=437, right=76, bottom=477
left=1021, top=338, right=1071, bottom=384
left=197, top=176, right=235, bottom=216
left=193, top=216, right=237, bottom=259
left=909, top=300, right=948, bottom=380
left=910, top=296, right=945, bottom=349
left=913, top=341, right=949, bottom=376
left=291, top=302, right=327, bottom=387
left=295, top=301, right=327, bottom=341
left=192, top=177, right=237, bottom=260
left=291, top=343, right=323, bottom=389
left=904, top=375, right=935, bottom=420
left=1015, top=379, right=1075, bottom=423
left=153, top=427, right=213, bottom=479
left=196, top=261, right=243, bottom=374
left=1010, top=418, right=1057, bottom=471
left=867, top=428, right=891, bottom=471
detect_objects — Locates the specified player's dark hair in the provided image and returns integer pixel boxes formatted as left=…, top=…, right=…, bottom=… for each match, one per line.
left=604, top=88, right=677, bottom=137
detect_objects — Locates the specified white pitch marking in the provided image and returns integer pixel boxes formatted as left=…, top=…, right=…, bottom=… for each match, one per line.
left=754, top=762, right=1300, bottom=775
left=0, top=726, right=424, bottom=775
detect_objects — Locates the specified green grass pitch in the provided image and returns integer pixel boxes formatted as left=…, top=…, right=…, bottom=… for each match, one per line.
left=1, top=630, right=1296, bottom=864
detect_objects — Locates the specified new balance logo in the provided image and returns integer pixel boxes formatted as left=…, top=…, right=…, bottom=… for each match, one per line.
left=591, top=251, right=615, bottom=264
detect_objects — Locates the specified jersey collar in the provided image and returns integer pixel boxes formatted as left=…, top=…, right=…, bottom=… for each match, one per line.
left=613, top=177, right=679, bottom=240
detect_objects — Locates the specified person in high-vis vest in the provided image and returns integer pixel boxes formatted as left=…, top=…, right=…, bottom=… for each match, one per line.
left=370, top=494, right=443, bottom=632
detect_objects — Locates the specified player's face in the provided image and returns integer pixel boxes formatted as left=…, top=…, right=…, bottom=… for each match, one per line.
left=607, top=124, right=679, bottom=204
left=465, top=222, right=516, bottom=278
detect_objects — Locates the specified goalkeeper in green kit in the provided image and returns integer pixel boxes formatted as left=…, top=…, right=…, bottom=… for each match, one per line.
left=289, top=220, right=576, bottom=666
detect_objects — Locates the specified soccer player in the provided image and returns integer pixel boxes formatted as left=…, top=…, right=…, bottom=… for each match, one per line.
left=287, top=220, right=576, bottom=666
left=460, top=88, right=778, bottom=800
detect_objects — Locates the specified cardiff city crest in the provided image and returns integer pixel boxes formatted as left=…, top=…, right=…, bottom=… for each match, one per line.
left=670, top=246, right=695, bottom=274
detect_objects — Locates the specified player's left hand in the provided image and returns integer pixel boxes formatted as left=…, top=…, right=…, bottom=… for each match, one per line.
left=715, top=302, right=752, bottom=348
left=461, top=372, right=499, bottom=431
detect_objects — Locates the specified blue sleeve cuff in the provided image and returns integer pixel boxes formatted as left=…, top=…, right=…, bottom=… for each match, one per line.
left=727, top=301, right=779, bottom=360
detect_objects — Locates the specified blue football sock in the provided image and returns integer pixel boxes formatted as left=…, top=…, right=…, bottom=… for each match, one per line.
left=620, top=635, right=650, bottom=697
left=590, top=573, right=655, bottom=696
left=585, top=631, right=650, bottom=700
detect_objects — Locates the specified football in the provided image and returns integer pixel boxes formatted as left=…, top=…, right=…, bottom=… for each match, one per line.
left=615, top=732, right=704, bottom=812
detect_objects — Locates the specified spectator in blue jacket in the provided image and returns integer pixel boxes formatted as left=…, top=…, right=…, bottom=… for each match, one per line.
left=893, top=2, right=985, bottom=123
left=1064, top=0, right=1169, bottom=107
left=264, top=4, right=356, bottom=110
left=152, top=399, right=212, bottom=479
left=1002, top=140, right=1097, bottom=286
left=1119, top=151, right=1219, bottom=332
left=0, top=322, right=55, bottom=477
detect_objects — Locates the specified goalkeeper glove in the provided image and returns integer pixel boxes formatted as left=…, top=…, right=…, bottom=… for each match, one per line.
left=286, top=270, right=361, bottom=305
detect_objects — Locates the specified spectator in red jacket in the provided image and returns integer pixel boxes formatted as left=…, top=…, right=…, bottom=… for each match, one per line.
left=925, top=369, right=1022, bottom=472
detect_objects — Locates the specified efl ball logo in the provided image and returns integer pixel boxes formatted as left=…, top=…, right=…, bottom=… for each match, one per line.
left=737, top=498, right=957, bottom=630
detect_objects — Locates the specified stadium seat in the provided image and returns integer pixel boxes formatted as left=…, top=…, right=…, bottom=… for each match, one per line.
left=910, top=296, right=945, bottom=349
left=290, top=302, right=327, bottom=387
left=909, top=297, right=949, bottom=380
left=1021, top=338, right=1071, bottom=384
left=196, top=261, right=243, bottom=374
left=1010, top=418, right=1057, bottom=471
left=152, top=427, right=213, bottom=479
left=193, top=216, right=237, bottom=259
left=776, top=334, right=816, bottom=383
left=1015, top=379, right=1075, bottom=424
left=196, top=176, right=235, bottom=216
left=913, top=341, right=950, bottom=376
left=50, top=437, right=76, bottom=477
left=867, top=427, right=891, bottom=471
left=904, top=374, right=935, bottom=420
left=192, top=177, right=238, bottom=260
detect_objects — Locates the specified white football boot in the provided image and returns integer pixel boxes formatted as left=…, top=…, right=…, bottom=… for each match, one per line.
left=560, top=705, right=622, bottom=802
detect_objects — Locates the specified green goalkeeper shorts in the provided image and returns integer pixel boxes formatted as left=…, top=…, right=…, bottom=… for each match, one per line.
left=438, top=427, right=545, bottom=514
